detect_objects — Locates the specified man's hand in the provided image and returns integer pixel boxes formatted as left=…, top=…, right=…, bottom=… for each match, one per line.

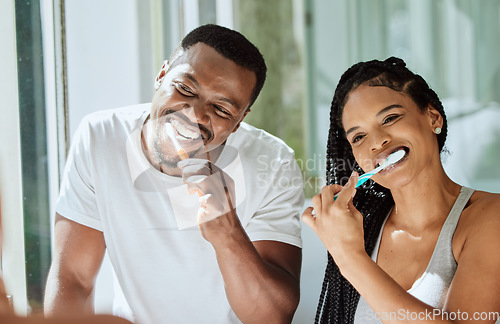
left=178, top=159, right=239, bottom=243
left=179, top=158, right=302, bottom=323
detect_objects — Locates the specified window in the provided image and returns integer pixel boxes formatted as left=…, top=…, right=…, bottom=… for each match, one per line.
left=14, top=0, right=51, bottom=314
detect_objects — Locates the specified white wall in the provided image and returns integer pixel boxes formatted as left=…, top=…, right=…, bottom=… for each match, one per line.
left=65, top=0, right=145, bottom=136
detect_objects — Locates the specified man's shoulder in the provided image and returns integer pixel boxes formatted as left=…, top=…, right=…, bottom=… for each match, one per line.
left=83, top=103, right=150, bottom=127
left=231, top=122, right=296, bottom=158
left=73, top=103, right=149, bottom=143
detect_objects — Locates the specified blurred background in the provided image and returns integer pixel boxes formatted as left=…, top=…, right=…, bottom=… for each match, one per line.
left=1, top=0, right=499, bottom=322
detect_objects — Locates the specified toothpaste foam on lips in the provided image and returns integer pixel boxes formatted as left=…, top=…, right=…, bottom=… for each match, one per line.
left=170, top=119, right=200, bottom=141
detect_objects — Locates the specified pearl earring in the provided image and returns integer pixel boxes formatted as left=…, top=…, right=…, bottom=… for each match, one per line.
left=434, top=127, right=442, bottom=135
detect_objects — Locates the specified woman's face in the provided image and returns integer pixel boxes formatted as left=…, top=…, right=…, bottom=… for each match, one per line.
left=341, top=84, right=442, bottom=189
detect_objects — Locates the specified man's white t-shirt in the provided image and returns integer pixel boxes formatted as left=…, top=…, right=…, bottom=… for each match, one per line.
left=56, top=103, right=304, bottom=323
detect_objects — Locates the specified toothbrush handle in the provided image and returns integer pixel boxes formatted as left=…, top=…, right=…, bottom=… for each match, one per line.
left=331, top=157, right=390, bottom=201
left=333, top=173, right=373, bottom=201
left=355, top=174, right=372, bottom=188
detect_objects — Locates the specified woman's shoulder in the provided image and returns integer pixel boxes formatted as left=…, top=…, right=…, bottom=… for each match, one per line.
left=454, top=189, right=500, bottom=259
left=460, top=189, right=500, bottom=228
left=467, top=189, right=500, bottom=216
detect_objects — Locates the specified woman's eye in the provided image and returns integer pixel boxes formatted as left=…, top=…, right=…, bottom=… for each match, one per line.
left=383, top=114, right=399, bottom=124
left=352, top=134, right=364, bottom=143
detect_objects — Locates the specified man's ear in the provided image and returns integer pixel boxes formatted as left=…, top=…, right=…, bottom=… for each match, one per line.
left=154, top=60, right=169, bottom=91
left=232, top=109, right=251, bottom=133
left=426, top=105, right=443, bottom=129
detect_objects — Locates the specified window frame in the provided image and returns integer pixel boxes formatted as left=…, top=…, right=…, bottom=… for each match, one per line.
left=0, top=0, right=29, bottom=315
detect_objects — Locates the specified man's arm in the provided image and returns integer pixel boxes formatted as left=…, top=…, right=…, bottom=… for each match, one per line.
left=0, top=314, right=131, bottom=324
left=44, top=213, right=106, bottom=317
left=180, top=158, right=302, bottom=323
left=213, top=235, right=301, bottom=324
left=199, top=208, right=301, bottom=323
left=0, top=276, right=13, bottom=315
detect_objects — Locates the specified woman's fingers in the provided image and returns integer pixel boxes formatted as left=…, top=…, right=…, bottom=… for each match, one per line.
left=304, top=173, right=358, bottom=229
left=334, top=172, right=358, bottom=206
left=301, top=206, right=316, bottom=229
left=311, top=193, right=322, bottom=216
left=320, top=185, right=336, bottom=210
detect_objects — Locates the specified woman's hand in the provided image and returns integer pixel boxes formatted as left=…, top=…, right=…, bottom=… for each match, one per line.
left=302, top=172, right=366, bottom=270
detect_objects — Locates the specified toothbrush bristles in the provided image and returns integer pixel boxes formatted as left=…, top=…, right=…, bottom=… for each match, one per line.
left=165, top=123, right=189, bottom=160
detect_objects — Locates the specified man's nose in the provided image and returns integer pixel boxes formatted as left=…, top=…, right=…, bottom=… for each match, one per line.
left=185, top=102, right=210, bottom=125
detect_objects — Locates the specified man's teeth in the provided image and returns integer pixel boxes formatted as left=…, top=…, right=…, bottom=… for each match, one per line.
left=170, top=120, right=200, bottom=140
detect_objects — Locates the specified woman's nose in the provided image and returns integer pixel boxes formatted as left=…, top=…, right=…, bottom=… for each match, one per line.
left=370, top=129, right=391, bottom=151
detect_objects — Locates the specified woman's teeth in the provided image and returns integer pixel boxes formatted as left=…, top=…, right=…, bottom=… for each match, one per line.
left=170, top=119, right=200, bottom=140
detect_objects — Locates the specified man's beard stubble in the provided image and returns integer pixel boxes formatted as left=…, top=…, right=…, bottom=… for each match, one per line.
left=150, top=110, right=212, bottom=169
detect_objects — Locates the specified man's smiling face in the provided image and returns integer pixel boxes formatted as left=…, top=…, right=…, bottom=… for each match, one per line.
left=146, top=42, right=257, bottom=169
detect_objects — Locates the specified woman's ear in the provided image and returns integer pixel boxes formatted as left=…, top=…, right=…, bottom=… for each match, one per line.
left=426, top=105, right=443, bottom=129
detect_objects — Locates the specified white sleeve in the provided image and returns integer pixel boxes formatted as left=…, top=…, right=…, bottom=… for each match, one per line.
left=245, top=154, right=304, bottom=248
left=55, top=117, right=103, bottom=231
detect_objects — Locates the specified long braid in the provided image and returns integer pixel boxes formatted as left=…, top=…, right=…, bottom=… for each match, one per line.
left=314, top=57, right=448, bottom=323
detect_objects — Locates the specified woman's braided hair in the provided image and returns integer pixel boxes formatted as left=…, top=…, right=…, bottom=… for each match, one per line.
left=315, top=57, right=448, bottom=323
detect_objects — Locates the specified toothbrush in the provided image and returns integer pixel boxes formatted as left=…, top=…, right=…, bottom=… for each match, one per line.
left=165, top=122, right=189, bottom=160
left=334, top=149, right=405, bottom=200
left=165, top=122, right=203, bottom=197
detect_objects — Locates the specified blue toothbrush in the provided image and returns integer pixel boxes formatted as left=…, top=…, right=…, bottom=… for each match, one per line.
left=334, top=150, right=405, bottom=200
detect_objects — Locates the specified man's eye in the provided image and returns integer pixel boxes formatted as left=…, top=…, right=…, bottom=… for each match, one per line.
left=213, top=105, right=231, bottom=117
left=175, top=83, right=194, bottom=96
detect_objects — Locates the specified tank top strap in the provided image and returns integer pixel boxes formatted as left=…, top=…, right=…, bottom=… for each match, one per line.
left=428, top=186, right=475, bottom=268
left=406, top=186, right=475, bottom=302
left=441, top=186, right=475, bottom=232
